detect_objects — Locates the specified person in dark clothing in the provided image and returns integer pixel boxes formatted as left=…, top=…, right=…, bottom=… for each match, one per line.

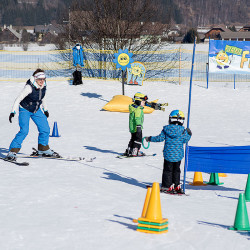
left=145, top=110, right=192, bottom=194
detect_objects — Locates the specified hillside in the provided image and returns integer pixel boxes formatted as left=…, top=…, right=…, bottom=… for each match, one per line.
left=175, top=0, right=250, bottom=26
left=0, top=0, right=250, bottom=27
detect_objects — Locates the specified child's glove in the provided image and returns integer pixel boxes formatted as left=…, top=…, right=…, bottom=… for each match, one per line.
left=186, top=128, right=192, bottom=136
left=136, top=125, right=142, bottom=133
left=44, top=111, right=49, bottom=118
left=9, top=113, right=15, bottom=123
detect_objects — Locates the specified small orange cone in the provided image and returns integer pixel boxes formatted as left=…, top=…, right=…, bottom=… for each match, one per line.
left=133, top=186, right=152, bottom=223
left=137, top=182, right=168, bottom=234
left=189, top=172, right=207, bottom=186
left=144, top=183, right=163, bottom=221
left=218, top=173, right=227, bottom=177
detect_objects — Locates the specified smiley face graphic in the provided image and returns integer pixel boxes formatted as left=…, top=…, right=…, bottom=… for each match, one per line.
left=118, top=53, right=130, bottom=66
left=113, top=49, right=134, bottom=70
left=216, top=51, right=229, bottom=66
left=131, top=65, right=143, bottom=76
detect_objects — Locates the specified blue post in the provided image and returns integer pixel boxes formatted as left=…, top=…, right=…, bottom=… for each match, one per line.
left=234, top=74, right=236, bottom=89
left=206, top=63, right=209, bottom=89
left=183, top=38, right=196, bottom=193
left=206, top=37, right=210, bottom=89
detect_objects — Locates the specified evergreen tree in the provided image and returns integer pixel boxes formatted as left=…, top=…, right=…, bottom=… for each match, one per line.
left=183, top=28, right=200, bottom=43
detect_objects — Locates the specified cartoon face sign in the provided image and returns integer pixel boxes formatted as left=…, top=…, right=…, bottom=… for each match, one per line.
left=118, top=53, right=130, bottom=66
left=216, top=51, right=229, bottom=66
left=131, top=65, right=143, bottom=76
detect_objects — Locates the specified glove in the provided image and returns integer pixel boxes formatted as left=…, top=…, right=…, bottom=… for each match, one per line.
left=145, top=137, right=151, bottom=142
left=9, top=113, right=15, bottom=123
left=136, top=125, right=142, bottom=133
left=44, top=111, right=49, bottom=118
left=186, top=128, right=192, bottom=136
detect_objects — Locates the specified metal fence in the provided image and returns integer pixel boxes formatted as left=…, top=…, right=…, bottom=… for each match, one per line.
left=0, top=47, right=250, bottom=83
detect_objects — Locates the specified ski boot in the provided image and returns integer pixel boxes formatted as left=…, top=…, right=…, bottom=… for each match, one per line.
left=138, top=151, right=146, bottom=156
left=31, top=148, right=61, bottom=158
left=123, top=148, right=132, bottom=157
left=175, top=184, right=185, bottom=194
left=160, top=184, right=177, bottom=194
left=5, top=151, right=17, bottom=161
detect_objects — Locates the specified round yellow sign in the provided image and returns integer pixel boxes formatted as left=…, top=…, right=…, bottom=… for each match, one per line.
left=118, top=53, right=130, bottom=66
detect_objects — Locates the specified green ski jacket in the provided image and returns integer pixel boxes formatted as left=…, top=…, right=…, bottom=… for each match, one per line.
left=129, top=104, right=144, bottom=133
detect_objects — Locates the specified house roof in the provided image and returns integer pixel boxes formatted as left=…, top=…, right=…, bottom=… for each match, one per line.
left=34, top=24, right=64, bottom=34
left=7, top=26, right=21, bottom=41
left=220, top=31, right=250, bottom=39
left=207, top=25, right=232, bottom=33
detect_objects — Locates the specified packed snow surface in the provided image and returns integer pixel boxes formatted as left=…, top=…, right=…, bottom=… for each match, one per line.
left=1, top=78, right=250, bottom=250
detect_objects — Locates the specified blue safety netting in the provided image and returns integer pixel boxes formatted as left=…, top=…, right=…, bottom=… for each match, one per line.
left=187, top=145, right=250, bottom=174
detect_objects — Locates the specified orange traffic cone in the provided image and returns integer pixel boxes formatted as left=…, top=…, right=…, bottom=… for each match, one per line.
left=144, top=182, right=163, bottom=221
left=189, top=172, right=207, bottom=186
left=137, top=182, right=168, bottom=234
left=218, top=173, right=227, bottom=177
left=133, top=186, right=152, bottom=223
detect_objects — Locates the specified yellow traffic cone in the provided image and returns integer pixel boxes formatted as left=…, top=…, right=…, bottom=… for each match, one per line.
left=133, top=186, right=152, bottom=223
left=137, top=182, right=168, bottom=234
left=218, top=173, right=227, bottom=177
left=144, top=182, right=163, bottom=221
left=189, top=172, right=207, bottom=186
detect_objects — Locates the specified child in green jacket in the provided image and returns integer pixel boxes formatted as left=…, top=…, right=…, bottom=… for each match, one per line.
left=124, top=92, right=148, bottom=157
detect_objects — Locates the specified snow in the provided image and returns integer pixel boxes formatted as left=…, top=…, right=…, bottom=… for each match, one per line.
left=1, top=78, right=250, bottom=249
left=1, top=43, right=57, bottom=51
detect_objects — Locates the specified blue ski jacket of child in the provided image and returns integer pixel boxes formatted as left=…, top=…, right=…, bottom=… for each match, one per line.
left=150, top=124, right=191, bottom=162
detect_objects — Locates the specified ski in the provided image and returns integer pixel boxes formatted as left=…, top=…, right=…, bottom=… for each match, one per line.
left=18, top=155, right=96, bottom=163
left=116, top=153, right=157, bottom=159
left=19, top=147, right=97, bottom=163
left=160, top=190, right=190, bottom=196
left=146, top=102, right=168, bottom=111
left=0, top=156, right=29, bottom=166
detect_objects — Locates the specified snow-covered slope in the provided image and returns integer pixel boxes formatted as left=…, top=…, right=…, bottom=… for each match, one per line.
left=0, top=79, right=250, bottom=249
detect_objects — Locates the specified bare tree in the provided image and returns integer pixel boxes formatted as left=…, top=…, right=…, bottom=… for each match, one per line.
left=57, top=0, right=180, bottom=81
left=68, top=0, right=171, bottom=51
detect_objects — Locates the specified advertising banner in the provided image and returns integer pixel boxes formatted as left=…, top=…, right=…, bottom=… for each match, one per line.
left=209, top=40, right=250, bottom=74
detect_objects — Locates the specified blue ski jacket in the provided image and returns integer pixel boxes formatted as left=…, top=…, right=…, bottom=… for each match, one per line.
left=149, top=124, right=191, bottom=162
left=72, top=45, right=84, bottom=67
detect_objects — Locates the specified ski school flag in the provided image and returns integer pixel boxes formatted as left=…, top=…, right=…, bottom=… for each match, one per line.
left=209, top=40, right=250, bottom=74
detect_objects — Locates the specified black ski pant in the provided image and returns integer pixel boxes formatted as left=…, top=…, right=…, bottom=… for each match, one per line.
left=128, top=127, right=142, bottom=152
left=162, top=159, right=181, bottom=188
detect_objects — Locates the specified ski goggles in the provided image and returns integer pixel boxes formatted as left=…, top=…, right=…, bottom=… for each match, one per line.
left=34, top=72, right=46, bottom=80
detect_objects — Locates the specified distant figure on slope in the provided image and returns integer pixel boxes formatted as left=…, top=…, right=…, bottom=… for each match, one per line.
left=6, top=69, right=59, bottom=161
left=124, top=92, right=148, bottom=157
left=145, top=110, right=192, bottom=194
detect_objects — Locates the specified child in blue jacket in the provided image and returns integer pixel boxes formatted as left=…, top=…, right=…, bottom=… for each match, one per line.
left=145, top=110, right=192, bottom=194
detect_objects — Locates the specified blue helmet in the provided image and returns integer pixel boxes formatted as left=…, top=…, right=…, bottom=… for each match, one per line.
left=169, top=110, right=185, bottom=125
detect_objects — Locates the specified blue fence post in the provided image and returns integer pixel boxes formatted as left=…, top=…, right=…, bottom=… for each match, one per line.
left=234, top=74, right=236, bottom=89
left=206, top=63, right=209, bottom=89
left=183, top=38, right=196, bottom=193
left=206, top=37, right=210, bottom=89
